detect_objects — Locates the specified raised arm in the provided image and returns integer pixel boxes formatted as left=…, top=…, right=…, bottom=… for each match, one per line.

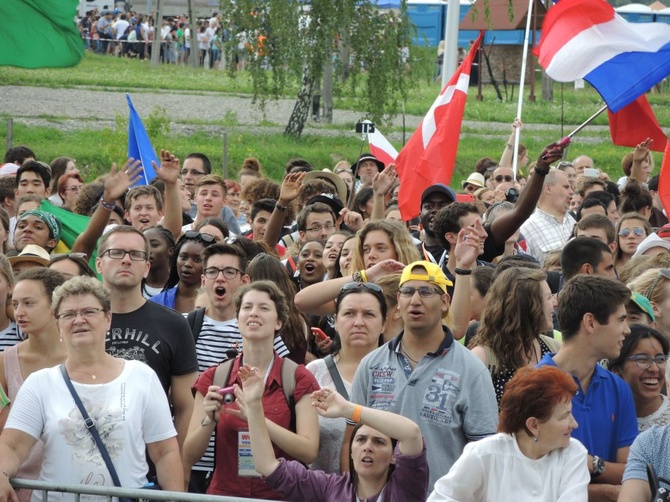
left=71, top=159, right=143, bottom=256
left=231, top=366, right=319, bottom=465
left=263, top=172, right=305, bottom=248
left=294, top=259, right=406, bottom=316
left=153, top=149, right=183, bottom=239
left=449, top=226, right=481, bottom=341
left=629, top=138, right=652, bottom=184
left=312, top=387, right=423, bottom=456
left=488, top=140, right=568, bottom=247
left=499, top=118, right=522, bottom=167
left=371, top=164, right=397, bottom=221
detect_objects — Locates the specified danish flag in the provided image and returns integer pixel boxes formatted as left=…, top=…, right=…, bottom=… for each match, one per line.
left=395, top=31, right=483, bottom=220
left=366, top=124, right=398, bottom=167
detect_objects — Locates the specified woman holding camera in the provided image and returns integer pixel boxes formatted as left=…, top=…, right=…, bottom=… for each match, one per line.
left=184, top=281, right=320, bottom=499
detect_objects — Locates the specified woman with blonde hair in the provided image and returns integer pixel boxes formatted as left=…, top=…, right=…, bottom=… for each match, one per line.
left=350, top=220, right=420, bottom=273
left=469, top=268, right=559, bottom=404
left=628, top=268, right=670, bottom=340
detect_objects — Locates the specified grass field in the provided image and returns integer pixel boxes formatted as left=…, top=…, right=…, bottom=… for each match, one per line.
left=1, top=51, right=668, bottom=186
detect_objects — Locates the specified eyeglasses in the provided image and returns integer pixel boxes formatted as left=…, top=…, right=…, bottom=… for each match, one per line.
left=625, top=354, right=669, bottom=370
left=645, top=269, right=670, bottom=300
left=494, top=175, right=514, bottom=183
left=463, top=184, right=478, bottom=192
left=183, top=230, right=216, bottom=244
left=181, top=168, right=206, bottom=176
left=340, top=282, right=383, bottom=294
left=204, top=266, right=244, bottom=280
left=102, top=249, right=148, bottom=261
left=398, top=286, right=444, bottom=298
left=618, top=227, right=646, bottom=238
left=306, top=223, right=335, bottom=233
left=56, top=307, right=105, bottom=322
left=63, top=185, right=83, bottom=193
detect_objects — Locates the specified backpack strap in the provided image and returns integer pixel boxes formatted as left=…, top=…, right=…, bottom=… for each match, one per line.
left=280, top=358, right=298, bottom=432
left=213, top=357, right=235, bottom=388
left=324, top=355, right=349, bottom=400
left=483, top=345, right=499, bottom=375
left=187, top=307, right=206, bottom=343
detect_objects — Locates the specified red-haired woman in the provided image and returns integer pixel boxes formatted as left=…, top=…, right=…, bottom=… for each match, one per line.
left=427, top=366, right=589, bottom=502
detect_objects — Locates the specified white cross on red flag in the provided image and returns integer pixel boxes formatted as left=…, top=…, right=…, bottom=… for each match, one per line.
left=395, top=31, right=483, bottom=221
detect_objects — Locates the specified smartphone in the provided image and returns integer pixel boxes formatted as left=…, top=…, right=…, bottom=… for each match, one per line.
left=584, top=168, right=600, bottom=178
left=456, top=193, right=475, bottom=203
left=311, top=327, right=329, bottom=342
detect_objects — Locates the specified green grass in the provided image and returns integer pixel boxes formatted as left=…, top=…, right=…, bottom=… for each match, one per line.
left=2, top=49, right=669, bottom=188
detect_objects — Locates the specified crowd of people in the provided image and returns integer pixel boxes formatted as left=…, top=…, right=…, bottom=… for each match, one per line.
left=79, top=9, right=233, bottom=68
left=0, top=119, right=668, bottom=501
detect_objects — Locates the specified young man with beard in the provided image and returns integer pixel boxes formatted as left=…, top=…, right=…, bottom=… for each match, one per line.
left=537, top=275, right=637, bottom=501
left=97, top=226, right=197, bottom=462
left=185, top=243, right=289, bottom=492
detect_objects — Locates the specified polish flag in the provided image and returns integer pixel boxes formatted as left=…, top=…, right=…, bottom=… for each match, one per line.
left=395, top=31, right=483, bottom=220
left=535, top=0, right=670, bottom=112
left=366, top=124, right=398, bottom=167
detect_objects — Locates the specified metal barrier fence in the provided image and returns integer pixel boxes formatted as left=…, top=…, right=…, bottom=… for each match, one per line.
left=10, top=478, right=271, bottom=502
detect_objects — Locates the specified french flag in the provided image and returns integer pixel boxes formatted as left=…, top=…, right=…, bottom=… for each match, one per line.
left=535, top=0, right=670, bottom=112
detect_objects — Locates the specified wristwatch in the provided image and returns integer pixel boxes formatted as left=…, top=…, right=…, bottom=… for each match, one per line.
left=591, top=455, right=605, bottom=478
left=352, top=271, right=364, bottom=283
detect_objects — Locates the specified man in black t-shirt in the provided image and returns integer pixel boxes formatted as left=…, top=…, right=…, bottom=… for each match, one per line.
left=96, top=225, right=198, bottom=451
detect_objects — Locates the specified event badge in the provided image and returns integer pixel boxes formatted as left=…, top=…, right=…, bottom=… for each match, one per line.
left=238, top=430, right=260, bottom=477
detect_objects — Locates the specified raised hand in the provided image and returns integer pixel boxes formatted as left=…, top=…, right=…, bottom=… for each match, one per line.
left=153, top=149, right=180, bottom=185
left=238, top=364, right=264, bottom=404
left=372, top=163, right=398, bottom=196
left=310, top=388, right=351, bottom=419
left=279, top=172, right=306, bottom=205
left=340, top=208, right=364, bottom=232
left=633, top=137, right=652, bottom=163
left=454, top=225, right=481, bottom=270
left=366, top=259, right=406, bottom=282
left=103, top=158, right=143, bottom=202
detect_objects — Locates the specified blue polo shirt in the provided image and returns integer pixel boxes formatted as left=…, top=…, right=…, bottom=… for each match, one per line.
left=537, top=353, right=638, bottom=462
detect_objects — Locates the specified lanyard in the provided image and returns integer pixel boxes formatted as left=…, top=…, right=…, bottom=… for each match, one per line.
left=422, top=242, right=446, bottom=269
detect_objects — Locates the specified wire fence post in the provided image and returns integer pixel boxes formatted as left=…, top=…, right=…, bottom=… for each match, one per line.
left=223, top=132, right=228, bottom=179
left=5, top=118, right=13, bottom=152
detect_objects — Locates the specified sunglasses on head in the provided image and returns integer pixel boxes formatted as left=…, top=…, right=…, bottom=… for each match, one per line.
left=495, top=175, right=513, bottom=183
left=645, top=269, right=670, bottom=300
left=183, top=230, right=216, bottom=244
left=618, top=227, right=645, bottom=238
left=340, top=282, right=383, bottom=294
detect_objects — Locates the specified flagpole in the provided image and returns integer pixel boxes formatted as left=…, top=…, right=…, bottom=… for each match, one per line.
left=566, top=104, right=608, bottom=139
left=512, top=0, right=536, bottom=178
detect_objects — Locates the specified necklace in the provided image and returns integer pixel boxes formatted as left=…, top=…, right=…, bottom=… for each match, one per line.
left=70, top=367, right=96, bottom=380
left=400, top=340, right=419, bottom=364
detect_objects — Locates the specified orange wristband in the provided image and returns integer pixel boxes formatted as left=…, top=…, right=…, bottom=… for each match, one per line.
left=351, top=404, right=362, bottom=423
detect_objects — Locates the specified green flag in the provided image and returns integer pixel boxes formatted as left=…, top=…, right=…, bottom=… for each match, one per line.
left=39, top=200, right=99, bottom=271
left=0, top=0, right=84, bottom=68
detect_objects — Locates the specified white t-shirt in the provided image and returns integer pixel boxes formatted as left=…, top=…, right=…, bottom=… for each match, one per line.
left=6, top=360, right=176, bottom=501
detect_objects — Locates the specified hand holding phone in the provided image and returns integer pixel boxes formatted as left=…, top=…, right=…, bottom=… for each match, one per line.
left=311, top=327, right=329, bottom=342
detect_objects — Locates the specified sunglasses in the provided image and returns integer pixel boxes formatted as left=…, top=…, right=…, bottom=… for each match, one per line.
left=645, top=269, right=670, bottom=300
left=340, top=282, right=382, bottom=294
left=494, top=175, right=513, bottom=183
left=183, top=230, right=216, bottom=244
left=618, top=227, right=645, bottom=238
left=52, top=252, right=88, bottom=260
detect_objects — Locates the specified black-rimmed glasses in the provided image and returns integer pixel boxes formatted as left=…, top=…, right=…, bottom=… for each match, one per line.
left=102, top=249, right=147, bottom=261
left=204, top=266, right=244, bottom=280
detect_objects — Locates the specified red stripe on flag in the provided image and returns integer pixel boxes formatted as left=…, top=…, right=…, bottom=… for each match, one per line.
left=395, top=31, right=483, bottom=221
left=608, top=95, right=666, bottom=152
left=659, top=139, right=670, bottom=216
left=534, top=0, right=615, bottom=67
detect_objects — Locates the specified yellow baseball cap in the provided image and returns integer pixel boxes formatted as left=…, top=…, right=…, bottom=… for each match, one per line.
left=399, top=260, right=453, bottom=293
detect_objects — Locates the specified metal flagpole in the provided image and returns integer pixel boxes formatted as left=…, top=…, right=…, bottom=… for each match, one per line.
left=512, top=0, right=536, bottom=178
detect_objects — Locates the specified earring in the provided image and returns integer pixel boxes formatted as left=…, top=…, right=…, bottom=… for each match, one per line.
left=533, top=436, right=538, bottom=443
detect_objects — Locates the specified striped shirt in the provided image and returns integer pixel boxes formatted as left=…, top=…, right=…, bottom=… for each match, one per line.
left=0, top=322, right=22, bottom=353
left=191, top=315, right=290, bottom=473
